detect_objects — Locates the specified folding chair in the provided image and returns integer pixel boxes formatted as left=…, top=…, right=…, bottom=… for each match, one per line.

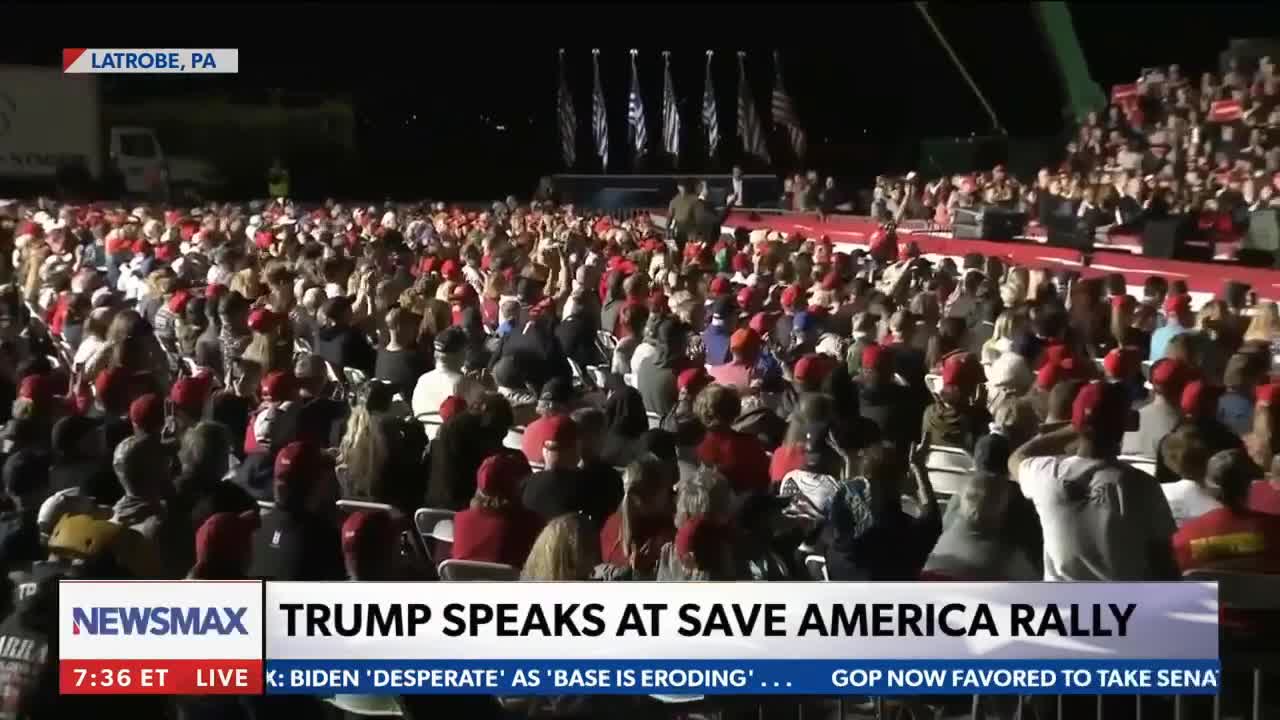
left=413, top=508, right=456, bottom=545
left=337, top=499, right=396, bottom=515
left=924, top=373, right=943, bottom=396
left=924, top=444, right=975, bottom=499
left=416, top=411, right=444, bottom=441
left=503, top=426, right=525, bottom=452
left=1117, top=454, right=1157, bottom=478
left=804, top=554, right=829, bottom=581
left=437, top=559, right=518, bottom=581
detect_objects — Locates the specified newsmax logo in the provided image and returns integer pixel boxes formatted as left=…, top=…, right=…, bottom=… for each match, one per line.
left=71, top=607, right=250, bottom=636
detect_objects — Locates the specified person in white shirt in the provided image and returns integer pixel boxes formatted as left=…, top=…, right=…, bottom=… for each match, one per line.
left=1158, top=423, right=1223, bottom=525
left=1009, top=380, right=1178, bottom=581
left=730, top=165, right=746, bottom=208
left=72, top=307, right=112, bottom=374
left=411, top=327, right=466, bottom=417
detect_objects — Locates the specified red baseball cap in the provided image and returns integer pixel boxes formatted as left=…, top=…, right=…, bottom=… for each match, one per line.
left=247, top=308, right=279, bottom=334
left=794, top=354, right=834, bottom=384
left=1180, top=380, right=1222, bottom=419
left=709, top=276, right=731, bottom=296
left=1102, top=347, right=1140, bottom=381
left=440, top=259, right=461, bottom=281
left=17, top=374, right=54, bottom=404
left=730, top=328, right=761, bottom=354
left=1163, top=293, right=1191, bottom=315
left=274, top=440, right=324, bottom=480
left=476, top=453, right=532, bottom=499
left=260, top=370, right=296, bottom=403
left=780, top=285, right=802, bottom=310
left=167, top=289, right=192, bottom=315
left=861, top=343, right=891, bottom=372
left=941, top=352, right=982, bottom=390
left=194, top=511, right=260, bottom=570
left=731, top=252, right=751, bottom=272
left=677, top=367, right=711, bottom=394
left=1150, top=358, right=1192, bottom=394
left=128, top=393, right=163, bottom=432
left=341, top=510, right=397, bottom=557
left=1071, top=380, right=1129, bottom=436
left=736, top=287, right=755, bottom=311
left=748, top=311, right=774, bottom=336
left=541, top=415, right=579, bottom=451
left=169, top=377, right=208, bottom=417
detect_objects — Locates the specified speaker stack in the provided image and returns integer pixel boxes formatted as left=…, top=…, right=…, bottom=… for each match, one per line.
left=952, top=206, right=1027, bottom=242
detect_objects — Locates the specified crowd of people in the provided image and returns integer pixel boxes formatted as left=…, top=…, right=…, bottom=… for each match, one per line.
left=0, top=55, right=1274, bottom=720
left=869, top=57, right=1280, bottom=242
left=0, top=178, right=1277, bottom=714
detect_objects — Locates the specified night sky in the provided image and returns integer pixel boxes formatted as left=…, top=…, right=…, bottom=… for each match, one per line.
left=3, top=3, right=1278, bottom=197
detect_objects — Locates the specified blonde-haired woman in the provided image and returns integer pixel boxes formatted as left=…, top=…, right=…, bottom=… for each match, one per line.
left=598, top=454, right=675, bottom=576
left=520, top=513, right=600, bottom=581
left=337, top=400, right=390, bottom=501
left=980, top=311, right=1021, bottom=365
left=1245, top=301, right=1280, bottom=355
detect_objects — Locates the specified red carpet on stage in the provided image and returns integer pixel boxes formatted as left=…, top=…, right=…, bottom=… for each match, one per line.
left=717, top=211, right=1279, bottom=299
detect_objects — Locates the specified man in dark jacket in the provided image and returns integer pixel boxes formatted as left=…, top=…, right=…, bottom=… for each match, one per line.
left=0, top=451, right=49, bottom=574
left=249, top=441, right=345, bottom=581
left=637, top=319, right=689, bottom=417
left=521, top=416, right=616, bottom=528
left=314, top=296, right=375, bottom=376
left=857, top=344, right=919, bottom=455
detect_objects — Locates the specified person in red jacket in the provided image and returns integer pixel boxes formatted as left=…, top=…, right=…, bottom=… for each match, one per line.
left=694, top=384, right=770, bottom=494
left=1173, top=449, right=1280, bottom=574
left=451, top=452, right=545, bottom=568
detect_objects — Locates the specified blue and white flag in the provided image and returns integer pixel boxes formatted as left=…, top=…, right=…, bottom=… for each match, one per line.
left=702, top=51, right=720, bottom=159
left=591, top=50, right=609, bottom=170
left=627, top=50, right=648, bottom=162
left=661, top=52, right=680, bottom=162
left=556, top=50, right=576, bottom=167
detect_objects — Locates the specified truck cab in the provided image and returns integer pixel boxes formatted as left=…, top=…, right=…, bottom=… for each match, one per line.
left=108, top=126, right=167, bottom=197
left=108, top=126, right=223, bottom=201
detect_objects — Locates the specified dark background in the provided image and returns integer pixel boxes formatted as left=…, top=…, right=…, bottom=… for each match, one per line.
left=3, top=3, right=1277, bottom=199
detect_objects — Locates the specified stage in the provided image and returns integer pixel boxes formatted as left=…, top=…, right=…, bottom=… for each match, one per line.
left=706, top=211, right=1279, bottom=304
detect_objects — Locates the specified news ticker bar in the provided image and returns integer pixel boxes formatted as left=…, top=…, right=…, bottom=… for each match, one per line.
left=60, top=659, right=1222, bottom=696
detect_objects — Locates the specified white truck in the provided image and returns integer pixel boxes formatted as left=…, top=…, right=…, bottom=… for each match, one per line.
left=0, top=65, right=222, bottom=199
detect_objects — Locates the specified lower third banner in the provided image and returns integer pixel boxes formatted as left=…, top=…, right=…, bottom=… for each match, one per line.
left=264, top=659, right=1221, bottom=696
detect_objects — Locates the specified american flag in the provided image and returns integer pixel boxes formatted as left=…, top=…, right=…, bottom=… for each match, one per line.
left=771, top=51, right=806, bottom=161
left=702, top=51, right=719, bottom=159
left=736, top=52, right=770, bottom=165
left=556, top=50, right=576, bottom=167
left=661, top=52, right=680, bottom=162
left=591, top=50, right=609, bottom=170
left=627, top=51, right=648, bottom=162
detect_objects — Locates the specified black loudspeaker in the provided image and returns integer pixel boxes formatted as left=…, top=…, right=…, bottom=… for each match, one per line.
left=984, top=207, right=1028, bottom=241
left=951, top=206, right=1027, bottom=241
left=1045, top=215, right=1093, bottom=250
left=1142, top=216, right=1199, bottom=259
